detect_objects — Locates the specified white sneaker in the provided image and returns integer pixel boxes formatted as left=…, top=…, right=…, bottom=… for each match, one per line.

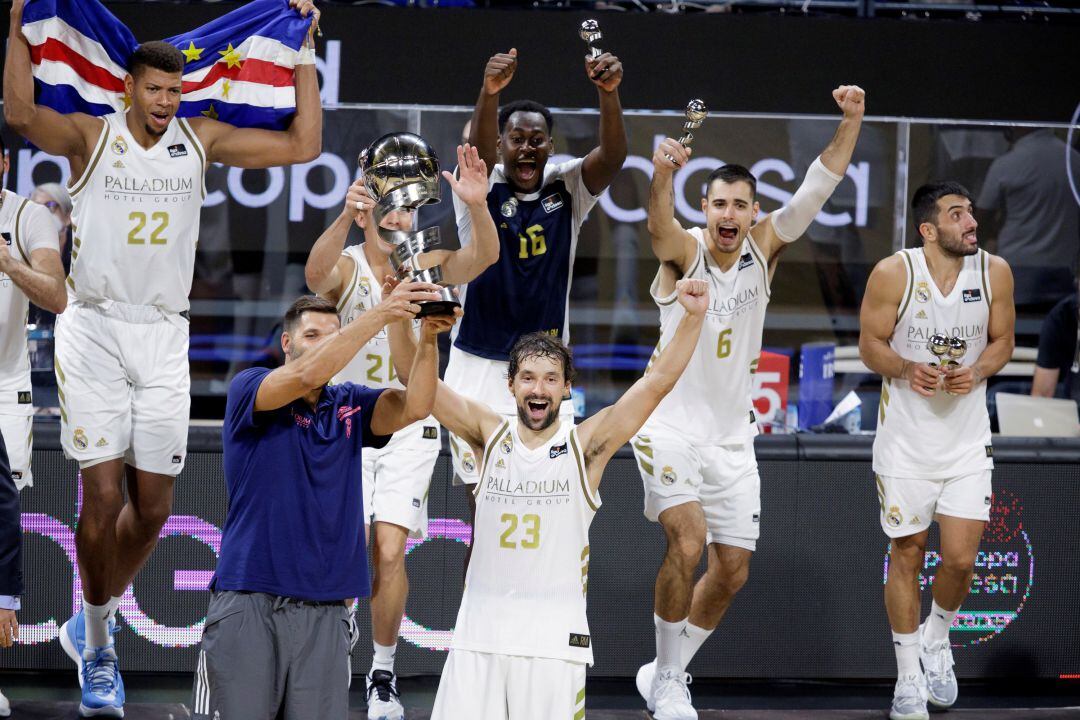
left=920, top=622, right=958, bottom=708
left=651, top=666, right=698, bottom=720
left=636, top=658, right=657, bottom=712
left=366, top=670, right=404, bottom=720
left=889, top=673, right=929, bottom=720
left=0, top=688, right=10, bottom=718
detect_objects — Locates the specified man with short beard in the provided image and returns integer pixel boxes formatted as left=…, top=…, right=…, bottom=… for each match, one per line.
left=444, top=46, right=627, bottom=498
left=634, top=86, right=865, bottom=720
left=3, top=1, right=321, bottom=712
left=860, top=182, right=1014, bottom=720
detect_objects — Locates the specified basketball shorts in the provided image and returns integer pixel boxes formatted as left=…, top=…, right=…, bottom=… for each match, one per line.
left=632, top=431, right=761, bottom=551
left=0, top=411, right=33, bottom=490
left=54, top=301, right=190, bottom=476
left=875, top=470, right=993, bottom=538
left=430, top=649, right=587, bottom=720
left=444, top=346, right=573, bottom=485
left=362, top=417, right=441, bottom=539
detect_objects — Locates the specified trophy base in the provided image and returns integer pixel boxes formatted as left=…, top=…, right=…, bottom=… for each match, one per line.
left=416, top=300, right=461, bottom=318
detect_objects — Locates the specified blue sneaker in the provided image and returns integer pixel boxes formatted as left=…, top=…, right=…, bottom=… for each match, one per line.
left=60, top=610, right=118, bottom=689
left=79, top=646, right=125, bottom=717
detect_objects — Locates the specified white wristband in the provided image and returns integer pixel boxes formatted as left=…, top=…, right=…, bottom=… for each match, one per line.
left=296, top=47, right=316, bottom=66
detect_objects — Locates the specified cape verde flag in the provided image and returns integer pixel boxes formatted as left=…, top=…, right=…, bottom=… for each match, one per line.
left=22, top=0, right=311, bottom=130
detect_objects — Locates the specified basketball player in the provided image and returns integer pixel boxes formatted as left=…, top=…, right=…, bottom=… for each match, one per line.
left=304, top=143, right=498, bottom=719
left=860, top=182, right=1014, bottom=720
left=0, top=132, right=68, bottom=493
left=634, top=86, right=866, bottom=720
left=444, top=46, right=627, bottom=492
left=4, top=1, right=321, bottom=713
left=387, top=277, right=706, bottom=719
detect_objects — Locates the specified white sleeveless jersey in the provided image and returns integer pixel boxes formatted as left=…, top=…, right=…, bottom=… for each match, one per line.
left=452, top=419, right=599, bottom=664
left=873, top=248, right=994, bottom=479
left=0, top=190, right=60, bottom=411
left=68, top=112, right=206, bottom=313
left=642, top=228, right=770, bottom=445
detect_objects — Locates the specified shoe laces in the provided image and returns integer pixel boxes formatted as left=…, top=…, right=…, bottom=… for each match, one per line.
left=895, top=673, right=927, bottom=702
left=655, top=668, right=693, bottom=702
left=367, top=670, right=400, bottom=703
left=85, top=648, right=120, bottom=695
left=924, top=640, right=955, bottom=680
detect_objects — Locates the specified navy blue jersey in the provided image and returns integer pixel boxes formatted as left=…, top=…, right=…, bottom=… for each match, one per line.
left=452, top=158, right=597, bottom=361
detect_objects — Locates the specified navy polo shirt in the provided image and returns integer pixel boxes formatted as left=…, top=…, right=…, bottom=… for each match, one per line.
left=212, top=367, right=390, bottom=601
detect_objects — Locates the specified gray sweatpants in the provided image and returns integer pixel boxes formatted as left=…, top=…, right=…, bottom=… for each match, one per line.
left=191, top=590, right=353, bottom=720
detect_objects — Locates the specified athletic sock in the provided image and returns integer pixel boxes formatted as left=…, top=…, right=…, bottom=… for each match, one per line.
left=84, top=598, right=112, bottom=650
left=680, top=621, right=714, bottom=671
left=923, top=599, right=957, bottom=647
left=371, top=640, right=396, bottom=675
left=655, top=614, right=686, bottom=673
left=892, top=630, right=921, bottom=678
left=106, top=596, right=122, bottom=625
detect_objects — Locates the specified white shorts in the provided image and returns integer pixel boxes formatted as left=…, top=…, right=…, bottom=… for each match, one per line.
left=363, top=418, right=440, bottom=539
left=876, top=470, right=993, bottom=538
left=444, top=346, right=573, bottom=485
left=431, top=649, right=586, bottom=720
left=0, top=411, right=33, bottom=490
left=633, top=432, right=761, bottom=551
left=55, top=301, right=190, bottom=476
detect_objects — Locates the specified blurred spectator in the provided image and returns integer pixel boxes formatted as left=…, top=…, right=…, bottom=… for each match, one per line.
left=1032, top=292, right=1079, bottom=401
left=30, top=182, right=71, bottom=272
left=977, top=128, right=1080, bottom=316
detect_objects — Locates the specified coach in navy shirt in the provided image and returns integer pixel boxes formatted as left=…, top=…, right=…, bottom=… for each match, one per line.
left=192, top=285, right=442, bottom=720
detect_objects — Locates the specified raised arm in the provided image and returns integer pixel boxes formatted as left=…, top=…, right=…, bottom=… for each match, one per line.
left=254, top=281, right=440, bottom=412
left=755, top=85, right=865, bottom=260
left=369, top=315, right=441, bottom=437
left=191, top=0, right=321, bottom=168
left=579, top=52, right=627, bottom=196
left=576, top=279, right=708, bottom=490
left=4, top=0, right=99, bottom=165
left=305, top=179, right=371, bottom=301
left=943, top=255, right=1015, bottom=395
left=468, top=49, right=517, bottom=171
left=422, top=144, right=499, bottom=284
left=858, top=255, right=941, bottom=397
left=648, top=138, right=698, bottom=272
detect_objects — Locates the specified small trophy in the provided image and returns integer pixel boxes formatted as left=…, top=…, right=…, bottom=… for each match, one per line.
left=947, top=336, right=969, bottom=366
left=665, top=99, right=708, bottom=165
left=579, top=19, right=603, bottom=61
left=927, top=333, right=951, bottom=368
left=358, top=132, right=459, bottom=317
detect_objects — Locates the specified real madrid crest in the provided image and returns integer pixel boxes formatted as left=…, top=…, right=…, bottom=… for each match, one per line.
left=462, top=452, right=476, bottom=473
left=501, top=435, right=514, bottom=454
left=915, top=281, right=930, bottom=304
left=500, top=197, right=519, bottom=218
left=111, top=136, right=129, bottom=155
left=886, top=505, right=903, bottom=528
left=74, top=427, right=89, bottom=451
left=358, top=278, right=371, bottom=297
left=661, top=465, right=677, bottom=486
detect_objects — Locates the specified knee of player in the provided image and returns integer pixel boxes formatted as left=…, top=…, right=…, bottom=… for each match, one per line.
left=939, top=552, right=977, bottom=576
left=888, top=541, right=926, bottom=576
left=666, top=531, right=706, bottom=567
left=715, top=563, right=750, bottom=597
left=133, top=496, right=173, bottom=532
left=374, top=541, right=407, bottom=572
left=79, top=485, right=126, bottom=521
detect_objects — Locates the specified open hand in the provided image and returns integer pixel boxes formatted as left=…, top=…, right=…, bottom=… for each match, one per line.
left=442, top=144, right=489, bottom=207
left=378, top=279, right=442, bottom=322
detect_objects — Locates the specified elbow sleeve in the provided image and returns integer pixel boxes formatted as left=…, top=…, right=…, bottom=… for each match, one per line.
left=771, top=156, right=844, bottom=243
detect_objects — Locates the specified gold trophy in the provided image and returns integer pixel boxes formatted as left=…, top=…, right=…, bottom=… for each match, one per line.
left=579, top=19, right=603, bottom=61
left=665, top=99, right=708, bottom=165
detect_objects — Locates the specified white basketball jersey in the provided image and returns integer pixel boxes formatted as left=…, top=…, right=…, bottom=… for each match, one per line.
left=642, top=228, right=770, bottom=445
left=68, top=112, right=206, bottom=313
left=452, top=420, right=599, bottom=664
left=0, top=190, right=60, bottom=412
left=873, top=248, right=994, bottom=479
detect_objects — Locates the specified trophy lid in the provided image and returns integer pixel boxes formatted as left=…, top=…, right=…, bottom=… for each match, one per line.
left=685, top=99, right=708, bottom=124
left=927, top=333, right=950, bottom=357
left=358, top=132, right=441, bottom=212
left=579, top=19, right=601, bottom=42
left=947, top=336, right=968, bottom=359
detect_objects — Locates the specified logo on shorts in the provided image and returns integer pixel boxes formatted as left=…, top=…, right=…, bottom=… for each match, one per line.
left=985, top=495, right=992, bottom=505
left=412, top=498, right=421, bottom=508
left=172, top=455, right=182, bottom=464
left=462, top=452, right=476, bottom=473
left=963, top=288, right=982, bottom=303
left=737, top=252, right=754, bottom=271
left=500, top=197, right=518, bottom=218
left=985, top=445, right=994, bottom=458
left=167, top=143, right=188, bottom=158
left=886, top=505, right=903, bottom=528
left=915, top=281, right=930, bottom=303
left=752, top=513, right=760, bottom=523
left=423, top=426, right=438, bottom=439
left=660, top=465, right=677, bottom=486
left=568, top=633, right=590, bottom=648
left=73, top=428, right=88, bottom=451
left=549, top=442, right=567, bottom=459
left=17, top=391, right=31, bottom=404
left=541, top=194, right=564, bottom=213
left=501, top=435, right=513, bottom=454
left=111, top=136, right=128, bottom=155
left=11, top=471, right=21, bottom=481
left=95, top=437, right=108, bottom=448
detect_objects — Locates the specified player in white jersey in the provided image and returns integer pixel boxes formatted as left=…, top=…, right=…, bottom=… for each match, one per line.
left=860, top=182, right=1014, bottom=720
left=634, top=87, right=866, bottom=720
left=304, top=143, right=498, bottom=720
left=384, top=277, right=706, bottom=720
left=4, top=1, right=322, bottom=713
left=0, top=133, right=68, bottom=491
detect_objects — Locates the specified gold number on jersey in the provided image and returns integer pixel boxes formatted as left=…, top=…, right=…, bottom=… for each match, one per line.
left=499, top=513, right=541, bottom=549
left=365, top=354, right=397, bottom=383
left=716, top=328, right=733, bottom=359
left=517, top=224, right=547, bottom=259
left=127, top=211, right=169, bottom=245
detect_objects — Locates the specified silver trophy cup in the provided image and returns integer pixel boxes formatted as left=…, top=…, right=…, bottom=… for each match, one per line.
left=358, top=132, right=459, bottom=317
left=579, top=19, right=602, bottom=61
left=666, top=99, right=708, bottom=164
left=927, top=333, right=951, bottom=368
